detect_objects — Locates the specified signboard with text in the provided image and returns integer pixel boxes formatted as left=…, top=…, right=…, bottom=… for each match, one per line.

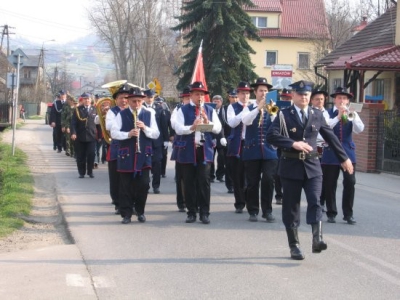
left=271, top=65, right=293, bottom=89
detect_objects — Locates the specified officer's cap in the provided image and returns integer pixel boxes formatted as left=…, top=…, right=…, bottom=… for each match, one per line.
left=289, top=80, right=314, bottom=94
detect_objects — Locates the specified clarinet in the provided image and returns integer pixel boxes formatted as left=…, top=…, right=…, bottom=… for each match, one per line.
left=132, top=109, right=141, bottom=153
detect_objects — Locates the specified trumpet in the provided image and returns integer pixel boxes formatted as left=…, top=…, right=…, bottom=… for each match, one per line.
left=197, top=100, right=206, bottom=143
left=258, top=101, right=279, bottom=126
left=132, top=109, right=141, bottom=153
left=341, top=104, right=355, bottom=123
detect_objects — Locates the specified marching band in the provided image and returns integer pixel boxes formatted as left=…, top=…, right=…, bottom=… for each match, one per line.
left=51, top=79, right=362, bottom=260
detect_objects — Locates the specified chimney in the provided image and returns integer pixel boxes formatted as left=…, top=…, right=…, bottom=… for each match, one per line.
left=396, top=2, right=400, bottom=45
left=352, top=15, right=368, bottom=35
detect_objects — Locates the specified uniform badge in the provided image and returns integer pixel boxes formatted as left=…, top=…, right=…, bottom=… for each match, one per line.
left=290, top=127, right=297, bottom=133
left=299, top=82, right=304, bottom=88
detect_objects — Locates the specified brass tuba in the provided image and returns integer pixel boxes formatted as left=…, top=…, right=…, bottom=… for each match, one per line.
left=96, top=80, right=127, bottom=144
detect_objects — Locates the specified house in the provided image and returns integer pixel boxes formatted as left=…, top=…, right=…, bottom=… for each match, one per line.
left=244, top=0, right=330, bottom=88
left=316, top=4, right=399, bottom=109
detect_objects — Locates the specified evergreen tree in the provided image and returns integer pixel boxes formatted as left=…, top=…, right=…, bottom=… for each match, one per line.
left=172, top=0, right=261, bottom=96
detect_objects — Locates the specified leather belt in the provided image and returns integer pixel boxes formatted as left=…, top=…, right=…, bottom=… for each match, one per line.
left=281, top=151, right=319, bottom=160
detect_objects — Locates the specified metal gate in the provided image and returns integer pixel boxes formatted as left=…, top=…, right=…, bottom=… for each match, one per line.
left=376, top=110, right=400, bottom=175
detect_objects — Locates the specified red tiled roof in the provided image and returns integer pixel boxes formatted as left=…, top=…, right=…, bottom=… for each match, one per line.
left=245, top=0, right=329, bottom=39
left=245, top=0, right=282, bottom=12
left=326, top=45, right=400, bottom=70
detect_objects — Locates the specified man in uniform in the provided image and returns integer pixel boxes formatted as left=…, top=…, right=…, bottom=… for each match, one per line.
left=267, top=80, right=353, bottom=260
left=104, top=84, right=130, bottom=214
left=210, top=95, right=228, bottom=183
left=321, top=87, right=364, bottom=225
left=61, top=93, right=78, bottom=157
left=274, top=88, right=293, bottom=205
left=242, top=78, right=278, bottom=222
left=226, top=82, right=251, bottom=213
left=174, top=82, right=222, bottom=224
left=71, top=92, right=97, bottom=178
left=170, top=86, right=191, bottom=212
left=50, top=90, right=67, bottom=153
left=143, top=89, right=170, bottom=194
left=111, top=87, right=160, bottom=224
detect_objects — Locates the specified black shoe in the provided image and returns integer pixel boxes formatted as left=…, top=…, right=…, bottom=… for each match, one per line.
left=153, top=188, right=160, bottom=194
left=290, top=245, right=305, bottom=260
left=227, top=189, right=234, bottom=194
left=200, top=215, right=210, bottom=224
left=327, top=216, right=336, bottom=223
left=210, top=178, right=215, bottom=183
left=57, top=149, right=62, bottom=153
left=312, top=222, right=328, bottom=253
left=275, top=198, right=283, bottom=205
left=235, top=208, right=243, bottom=214
left=88, top=174, right=94, bottom=178
left=66, top=152, right=71, bottom=157
left=217, top=178, right=224, bottom=182
left=79, top=175, right=84, bottom=178
left=185, top=215, right=196, bottom=223
left=161, top=175, right=166, bottom=178
left=343, top=216, right=356, bottom=225
left=53, top=146, right=57, bottom=150
left=121, top=217, right=131, bottom=224
left=178, top=207, right=186, bottom=212
left=114, top=208, right=120, bottom=215
left=265, top=213, right=276, bottom=223
left=249, top=214, right=258, bottom=222
left=138, top=215, right=146, bottom=223
left=94, top=163, right=98, bottom=169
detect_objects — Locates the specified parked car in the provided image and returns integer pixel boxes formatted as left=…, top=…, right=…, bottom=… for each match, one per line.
left=45, top=103, right=53, bottom=125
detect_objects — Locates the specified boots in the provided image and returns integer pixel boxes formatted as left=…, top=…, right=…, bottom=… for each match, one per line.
left=286, top=228, right=305, bottom=260
left=312, top=221, right=328, bottom=253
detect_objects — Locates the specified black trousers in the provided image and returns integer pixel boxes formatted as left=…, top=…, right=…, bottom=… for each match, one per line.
left=108, top=160, right=120, bottom=207
left=54, top=125, right=64, bottom=151
left=180, top=147, right=210, bottom=217
left=151, top=146, right=162, bottom=189
left=274, top=174, right=283, bottom=200
left=175, top=162, right=186, bottom=209
left=161, top=147, right=168, bottom=176
left=281, top=175, right=323, bottom=228
left=227, top=156, right=246, bottom=209
left=244, top=159, right=277, bottom=216
left=119, top=169, right=150, bottom=218
left=322, top=164, right=356, bottom=218
left=224, top=147, right=233, bottom=191
left=76, top=141, right=95, bottom=176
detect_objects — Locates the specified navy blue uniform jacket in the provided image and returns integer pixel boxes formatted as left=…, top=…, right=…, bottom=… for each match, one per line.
left=266, top=106, right=348, bottom=180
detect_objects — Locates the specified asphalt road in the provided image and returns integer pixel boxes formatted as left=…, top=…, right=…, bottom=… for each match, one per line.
left=1, top=120, right=399, bottom=299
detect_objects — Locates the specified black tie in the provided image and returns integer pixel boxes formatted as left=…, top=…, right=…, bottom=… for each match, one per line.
left=301, top=109, right=306, bottom=125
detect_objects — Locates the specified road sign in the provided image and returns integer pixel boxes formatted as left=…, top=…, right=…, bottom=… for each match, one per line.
left=6, top=73, right=17, bottom=89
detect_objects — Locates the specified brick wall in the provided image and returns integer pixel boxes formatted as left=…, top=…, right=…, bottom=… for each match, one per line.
left=353, top=103, right=385, bottom=172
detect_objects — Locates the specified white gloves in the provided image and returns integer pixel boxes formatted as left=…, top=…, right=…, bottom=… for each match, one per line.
left=220, top=138, right=227, bottom=147
left=163, top=141, right=169, bottom=149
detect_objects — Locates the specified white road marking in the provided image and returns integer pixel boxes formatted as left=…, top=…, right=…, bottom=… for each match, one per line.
left=66, top=274, right=85, bottom=287
left=93, top=276, right=116, bottom=288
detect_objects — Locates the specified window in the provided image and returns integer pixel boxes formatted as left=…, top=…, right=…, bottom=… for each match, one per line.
left=23, top=70, right=31, bottom=79
left=374, top=78, right=391, bottom=101
left=333, top=78, right=342, bottom=90
left=265, top=51, right=277, bottom=67
left=298, top=52, right=310, bottom=69
left=251, top=17, right=267, bottom=28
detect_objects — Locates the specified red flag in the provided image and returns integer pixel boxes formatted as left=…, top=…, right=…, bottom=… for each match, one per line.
left=191, top=41, right=210, bottom=102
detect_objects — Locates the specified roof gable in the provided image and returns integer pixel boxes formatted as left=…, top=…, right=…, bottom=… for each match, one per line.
left=318, top=6, right=397, bottom=66
left=245, top=0, right=329, bottom=39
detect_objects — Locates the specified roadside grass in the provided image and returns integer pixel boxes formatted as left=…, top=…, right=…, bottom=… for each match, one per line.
left=0, top=141, right=33, bottom=237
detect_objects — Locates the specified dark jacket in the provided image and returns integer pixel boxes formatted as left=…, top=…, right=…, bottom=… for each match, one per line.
left=267, top=105, right=348, bottom=180
left=70, top=106, right=97, bottom=142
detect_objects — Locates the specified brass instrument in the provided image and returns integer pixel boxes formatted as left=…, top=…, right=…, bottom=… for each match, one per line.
left=341, top=104, right=355, bottom=123
left=258, top=101, right=279, bottom=126
left=197, top=100, right=206, bottom=143
left=96, top=80, right=128, bottom=144
left=96, top=97, right=115, bottom=144
left=132, top=109, right=141, bottom=153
